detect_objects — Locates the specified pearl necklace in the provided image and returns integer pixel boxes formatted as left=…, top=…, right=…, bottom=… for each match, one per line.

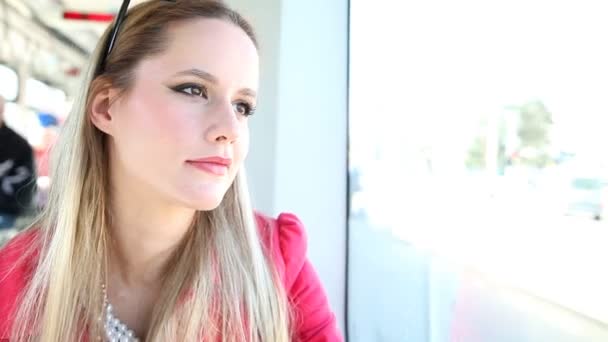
left=102, top=284, right=140, bottom=342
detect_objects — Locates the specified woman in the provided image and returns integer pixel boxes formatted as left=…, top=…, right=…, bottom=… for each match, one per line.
left=0, top=0, right=341, bottom=341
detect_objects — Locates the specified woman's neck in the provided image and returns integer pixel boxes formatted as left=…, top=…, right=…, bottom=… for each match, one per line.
left=107, top=196, right=195, bottom=286
left=104, top=182, right=197, bottom=336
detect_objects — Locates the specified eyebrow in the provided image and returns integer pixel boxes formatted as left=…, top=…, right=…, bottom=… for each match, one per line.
left=173, top=68, right=257, bottom=98
left=238, top=88, right=257, bottom=98
left=174, top=68, right=218, bottom=84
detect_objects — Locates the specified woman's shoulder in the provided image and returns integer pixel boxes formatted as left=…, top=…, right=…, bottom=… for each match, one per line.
left=254, top=212, right=343, bottom=341
left=254, top=212, right=308, bottom=288
left=0, top=229, right=41, bottom=336
left=0, top=228, right=40, bottom=271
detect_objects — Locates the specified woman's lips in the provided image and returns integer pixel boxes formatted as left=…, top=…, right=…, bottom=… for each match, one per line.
left=186, top=157, right=231, bottom=176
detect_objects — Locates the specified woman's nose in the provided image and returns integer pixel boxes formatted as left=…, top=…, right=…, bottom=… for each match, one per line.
left=204, top=102, right=241, bottom=144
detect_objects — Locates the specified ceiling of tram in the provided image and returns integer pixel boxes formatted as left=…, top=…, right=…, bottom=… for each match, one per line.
left=23, top=0, right=133, bottom=54
left=1, top=0, right=148, bottom=95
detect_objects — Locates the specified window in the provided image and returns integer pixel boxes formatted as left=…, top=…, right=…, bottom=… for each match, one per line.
left=348, top=1, right=608, bottom=341
left=0, top=64, right=18, bottom=101
left=25, top=78, right=66, bottom=113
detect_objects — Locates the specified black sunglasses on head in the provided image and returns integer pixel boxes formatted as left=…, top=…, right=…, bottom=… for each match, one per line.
left=96, top=0, right=176, bottom=75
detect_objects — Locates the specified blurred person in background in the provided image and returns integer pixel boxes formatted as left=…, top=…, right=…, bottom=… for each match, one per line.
left=0, top=1, right=341, bottom=341
left=0, top=96, right=36, bottom=229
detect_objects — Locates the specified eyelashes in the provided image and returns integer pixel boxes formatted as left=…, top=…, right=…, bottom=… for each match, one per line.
left=170, top=83, right=256, bottom=116
left=171, top=83, right=208, bottom=98
left=234, top=101, right=256, bottom=116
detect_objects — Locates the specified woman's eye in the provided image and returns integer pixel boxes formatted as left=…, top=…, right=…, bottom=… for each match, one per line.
left=174, top=84, right=207, bottom=98
left=234, top=102, right=255, bottom=116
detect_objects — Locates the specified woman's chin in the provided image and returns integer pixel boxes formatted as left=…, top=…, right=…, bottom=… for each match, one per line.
left=174, top=182, right=232, bottom=211
left=182, top=193, right=226, bottom=211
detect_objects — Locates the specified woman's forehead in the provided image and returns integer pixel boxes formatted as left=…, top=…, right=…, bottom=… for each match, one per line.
left=138, top=18, right=259, bottom=90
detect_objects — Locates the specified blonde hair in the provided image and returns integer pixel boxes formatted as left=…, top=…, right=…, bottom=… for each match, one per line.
left=10, top=0, right=290, bottom=340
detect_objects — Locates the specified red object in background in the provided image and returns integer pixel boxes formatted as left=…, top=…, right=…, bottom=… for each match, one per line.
left=63, top=11, right=115, bottom=22
left=65, top=67, right=80, bottom=77
left=34, top=148, right=49, bottom=178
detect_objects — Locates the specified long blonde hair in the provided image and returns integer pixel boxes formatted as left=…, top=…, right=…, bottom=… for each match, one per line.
left=10, top=1, right=290, bottom=340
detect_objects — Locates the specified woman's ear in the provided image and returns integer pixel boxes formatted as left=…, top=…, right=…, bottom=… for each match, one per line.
left=89, top=80, right=119, bottom=135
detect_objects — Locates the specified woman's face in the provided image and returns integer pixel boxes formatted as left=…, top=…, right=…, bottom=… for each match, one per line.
left=103, top=18, right=259, bottom=210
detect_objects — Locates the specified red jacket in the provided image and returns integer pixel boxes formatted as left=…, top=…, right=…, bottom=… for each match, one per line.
left=0, top=213, right=342, bottom=341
